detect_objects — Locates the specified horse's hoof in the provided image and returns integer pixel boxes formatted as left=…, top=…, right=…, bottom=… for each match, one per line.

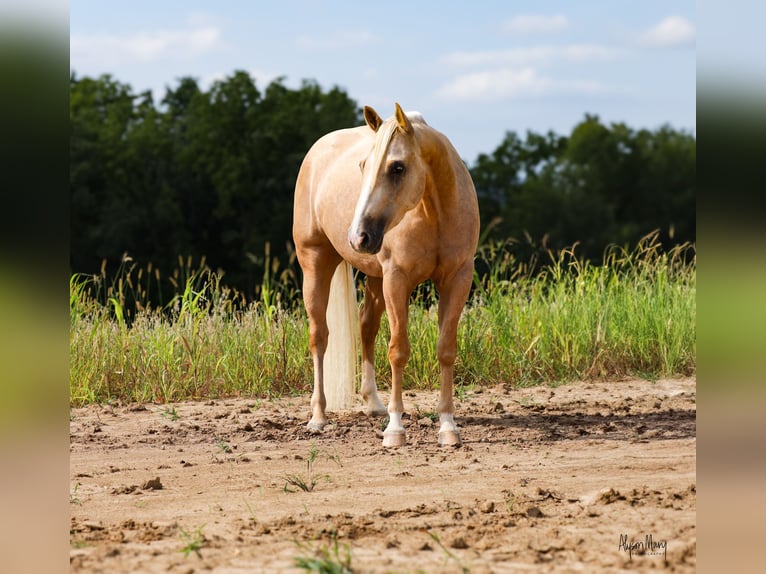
left=307, top=421, right=326, bottom=433
left=364, top=405, right=388, bottom=417
left=382, top=430, right=406, bottom=447
left=438, top=429, right=462, bottom=447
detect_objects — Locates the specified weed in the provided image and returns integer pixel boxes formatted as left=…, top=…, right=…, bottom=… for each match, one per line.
left=421, top=409, right=439, bottom=423
left=179, top=524, right=205, bottom=558
left=249, top=399, right=263, bottom=412
left=516, top=397, right=537, bottom=407
left=243, top=499, right=258, bottom=525
left=70, top=482, right=81, bottom=505
left=294, top=531, right=352, bottom=573
left=455, top=383, right=472, bottom=401
left=424, top=530, right=469, bottom=573
left=284, top=445, right=341, bottom=493
left=160, top=406, right=180, bottom=421
left=503, top=490, right=516, bottom=513
left=324, top=447, right=343, bottom=468
left=215, top=437, right=232, bottom=454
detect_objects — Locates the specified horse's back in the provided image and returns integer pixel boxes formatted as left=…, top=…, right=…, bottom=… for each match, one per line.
left=296, top=126, right=370, bottom=192
left=293, top=126, right=370, bottom=246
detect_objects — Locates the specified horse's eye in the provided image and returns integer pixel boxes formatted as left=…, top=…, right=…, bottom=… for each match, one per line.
left=389, top=161, right=405, bottom=176
left=359, top=159, right=366, bottom=172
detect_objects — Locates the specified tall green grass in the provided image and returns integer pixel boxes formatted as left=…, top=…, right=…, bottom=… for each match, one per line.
left=70, top=233, right=695, bottom=406
left=455, top=233, right=696, bottom=387
left=70, top=251, right=306, bottom=405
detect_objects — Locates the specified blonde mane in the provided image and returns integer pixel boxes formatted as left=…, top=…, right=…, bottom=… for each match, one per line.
left=405, top=111, right=426, bottom=125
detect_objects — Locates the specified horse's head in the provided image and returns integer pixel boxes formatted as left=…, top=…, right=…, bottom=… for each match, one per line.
left=348, top=103, right=427, bottom=254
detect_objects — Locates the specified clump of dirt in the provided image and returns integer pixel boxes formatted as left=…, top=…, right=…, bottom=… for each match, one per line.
left=70, top=378, right=696, bottom=573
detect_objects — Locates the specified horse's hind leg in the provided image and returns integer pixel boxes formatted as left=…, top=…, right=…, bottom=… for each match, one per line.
left=298, top=247, right=341, bottom=431
left=359, top=276, right=387, bottom=416
left=435, top=264, right=474, bottom=446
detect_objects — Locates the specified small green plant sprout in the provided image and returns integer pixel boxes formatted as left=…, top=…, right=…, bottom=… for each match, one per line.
left=294, top=530, right=352, bottom=573
left=423, top=529, right=469, bottom=573
left=284, top=445, right=341, bottom=493
left=160, top=405, right=180, bottom=421
left=324, top=447, right=343, bottom=468
left=249, top=399, right=263, bottom=412
left=503, top=490, right=516, bottom=513
left=179, top=524, right=206, bottom=558
left=516, top=396, right=537, bottom=408
left=70, top=482, right=81, bottom=505
left=414, top=406, right=439, bottom=423
left=243, top=499, right=258, bottom=525
left=215, top=437, right=233, bottom=454
left=455, top=383, right=471, bottom=401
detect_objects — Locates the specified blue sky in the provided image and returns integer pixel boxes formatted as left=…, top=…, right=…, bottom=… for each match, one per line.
left=70, top=1, right=696, bottom=162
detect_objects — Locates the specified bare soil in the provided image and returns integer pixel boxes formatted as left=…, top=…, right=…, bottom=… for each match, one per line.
left=70, top=378, right=696, bottom=573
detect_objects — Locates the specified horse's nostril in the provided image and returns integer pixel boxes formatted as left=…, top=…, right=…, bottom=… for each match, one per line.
left=348, top=229, right=369, bottom=252
left=349, top=221, right=383, bottom=254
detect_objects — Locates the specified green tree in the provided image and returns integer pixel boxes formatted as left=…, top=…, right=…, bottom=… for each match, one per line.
left=470, top=115, right=695, bottom=265
left=70, top=71, right=361, bottom=300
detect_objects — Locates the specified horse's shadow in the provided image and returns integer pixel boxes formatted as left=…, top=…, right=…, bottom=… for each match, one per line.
left=456, top=408, right=696, bottom=444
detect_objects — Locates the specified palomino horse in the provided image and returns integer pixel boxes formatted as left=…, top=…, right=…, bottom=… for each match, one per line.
left=292, top=103, right=479, bottom=446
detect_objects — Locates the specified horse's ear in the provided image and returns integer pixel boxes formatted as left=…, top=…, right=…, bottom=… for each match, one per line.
left=363, top=106, right=383, bottom=132
left=394, top=102, right=412, bottom=134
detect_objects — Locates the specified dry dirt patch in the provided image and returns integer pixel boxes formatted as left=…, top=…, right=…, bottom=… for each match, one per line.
left=70, top=378, right=696, bottom=573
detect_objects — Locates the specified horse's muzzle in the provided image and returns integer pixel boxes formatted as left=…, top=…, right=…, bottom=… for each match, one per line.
left=348, top=218, right=384, bottom=254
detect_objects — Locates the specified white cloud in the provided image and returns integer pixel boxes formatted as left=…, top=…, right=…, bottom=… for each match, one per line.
left=444, top=44, right=617, bottom=68
left=438, top=42, right=615, bottom=102
left=296, top=30, right=375, bottom=51
left=640, top=16, right=696, bottom=48
left=436, top=67, right=603, bottom=101
left=70, top=24, right=222, bottom=66
left=502, top=13, right=569, bottom=35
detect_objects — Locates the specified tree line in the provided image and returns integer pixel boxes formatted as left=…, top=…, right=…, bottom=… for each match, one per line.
left=70, top=70, right=695, bottom=301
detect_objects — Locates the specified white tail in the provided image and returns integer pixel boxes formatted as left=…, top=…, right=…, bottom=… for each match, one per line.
left=323, top=261, right=359, bottom=410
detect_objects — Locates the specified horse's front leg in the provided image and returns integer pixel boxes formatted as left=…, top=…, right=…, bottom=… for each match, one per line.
left=381, top=272, right=412, bottom=447
left=435, top=265, right=474, bottom=446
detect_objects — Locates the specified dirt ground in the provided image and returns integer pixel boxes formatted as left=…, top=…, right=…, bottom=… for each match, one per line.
left=70, top=378, right=696, bottom=573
